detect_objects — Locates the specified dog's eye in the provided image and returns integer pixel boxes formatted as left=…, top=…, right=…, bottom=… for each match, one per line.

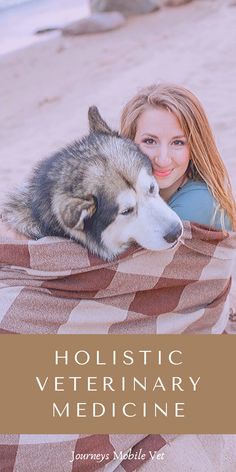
left=149, top=184, right=155, bottom=194
left=120, top=207, right=134, bottom=216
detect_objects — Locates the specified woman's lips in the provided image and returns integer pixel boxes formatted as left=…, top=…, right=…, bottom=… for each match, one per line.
left=154, top=169, right=173, bottom=178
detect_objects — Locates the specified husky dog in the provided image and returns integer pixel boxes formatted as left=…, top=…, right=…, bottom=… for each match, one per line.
left=3, top=107, right=183, bottom=260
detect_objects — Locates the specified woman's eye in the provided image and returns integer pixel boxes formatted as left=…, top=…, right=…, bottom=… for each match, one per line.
left=143, top=138, right=155, bottom=145
left=121, top=207, right=134, bottom=216
left=173, top=140, right=185, bottom=146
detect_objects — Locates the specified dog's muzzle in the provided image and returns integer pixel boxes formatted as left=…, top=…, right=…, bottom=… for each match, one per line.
left=163, top=223, right=183, bottom=244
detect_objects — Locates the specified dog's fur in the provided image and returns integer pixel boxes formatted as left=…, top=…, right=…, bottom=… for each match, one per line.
left=3, top=107, right=183, bottom=260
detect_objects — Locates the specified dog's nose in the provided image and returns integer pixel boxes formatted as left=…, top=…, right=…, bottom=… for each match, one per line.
left=163, top=223, right=182, bottom=244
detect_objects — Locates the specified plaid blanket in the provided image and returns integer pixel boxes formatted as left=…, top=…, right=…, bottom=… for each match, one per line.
left=0, top=221, right=235, bottom=336
left=0, top=221, right=236, bottom=471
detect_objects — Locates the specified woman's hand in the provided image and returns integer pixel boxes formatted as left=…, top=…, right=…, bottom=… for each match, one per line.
left=0, top=219, right=28, bottom=240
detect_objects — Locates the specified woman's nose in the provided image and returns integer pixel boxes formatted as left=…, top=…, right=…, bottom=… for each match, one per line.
left=153, top=146, right=172, bottom=166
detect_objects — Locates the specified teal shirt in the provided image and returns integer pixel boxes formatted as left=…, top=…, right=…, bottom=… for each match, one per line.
left=168, top=180, right=232, bottom=231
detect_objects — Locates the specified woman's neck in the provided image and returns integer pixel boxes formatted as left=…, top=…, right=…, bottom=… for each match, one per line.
left=160, top=175, right=189, bottom=202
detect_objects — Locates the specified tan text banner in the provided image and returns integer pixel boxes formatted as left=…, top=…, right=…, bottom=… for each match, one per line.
left=0, top=334, right=235, bottom=433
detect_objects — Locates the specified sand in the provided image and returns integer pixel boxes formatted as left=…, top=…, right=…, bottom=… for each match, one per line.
left=1, top=0, right=236, bottom=199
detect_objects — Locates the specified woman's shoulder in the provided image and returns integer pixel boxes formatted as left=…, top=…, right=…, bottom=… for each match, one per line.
left=171, top=179, right=209, bottom=197
left=168, top=179, right=232, bottom=230
left=168, top=179, right=214, bottom=208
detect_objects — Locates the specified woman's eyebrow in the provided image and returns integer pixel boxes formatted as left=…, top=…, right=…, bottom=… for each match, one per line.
left=140, top=133, right=158, bottom=138
left=140, top=133, right=186, bottom=139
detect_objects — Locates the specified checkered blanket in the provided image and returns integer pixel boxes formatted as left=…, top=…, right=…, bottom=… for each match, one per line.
left=0, top=221, right=236, bottom=471
left=0, top=221, right=235, bottom=335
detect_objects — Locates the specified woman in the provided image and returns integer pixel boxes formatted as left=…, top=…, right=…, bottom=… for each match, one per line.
left=120, top=83, right=236, bottom=231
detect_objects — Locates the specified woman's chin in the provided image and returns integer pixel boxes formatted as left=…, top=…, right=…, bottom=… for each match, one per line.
left=155, top=177, right=175, bottom=189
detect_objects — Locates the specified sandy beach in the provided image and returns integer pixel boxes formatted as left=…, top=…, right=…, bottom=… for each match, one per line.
left=0, top=0, right=236, bottom=303
left=1, top=0, right=236, bottom=200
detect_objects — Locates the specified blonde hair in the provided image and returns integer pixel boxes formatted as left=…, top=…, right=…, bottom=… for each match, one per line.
left=120, top=83, right=236, bottom=230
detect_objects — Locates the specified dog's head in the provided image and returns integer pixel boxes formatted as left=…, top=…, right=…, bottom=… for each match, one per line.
left=52, top=107, right=183, bottom=260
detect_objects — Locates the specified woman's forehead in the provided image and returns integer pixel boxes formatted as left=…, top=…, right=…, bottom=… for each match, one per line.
left=136, top=106, right=185, bottom=136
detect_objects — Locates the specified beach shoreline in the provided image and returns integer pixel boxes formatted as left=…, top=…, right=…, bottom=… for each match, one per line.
left=0, top=0, right=90, bottom=56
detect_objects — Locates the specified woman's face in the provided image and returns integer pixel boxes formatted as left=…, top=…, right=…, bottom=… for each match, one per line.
left=134, top=106, right=190, bottom=200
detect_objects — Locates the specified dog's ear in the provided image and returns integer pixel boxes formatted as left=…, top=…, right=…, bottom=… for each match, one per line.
left=88, top=106, right=113, bottom=134
left=58, top=195, right=96, bottom=230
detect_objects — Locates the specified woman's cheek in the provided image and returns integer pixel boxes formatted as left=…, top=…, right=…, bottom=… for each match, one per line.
left=173, top=149, right=190, bottom=165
